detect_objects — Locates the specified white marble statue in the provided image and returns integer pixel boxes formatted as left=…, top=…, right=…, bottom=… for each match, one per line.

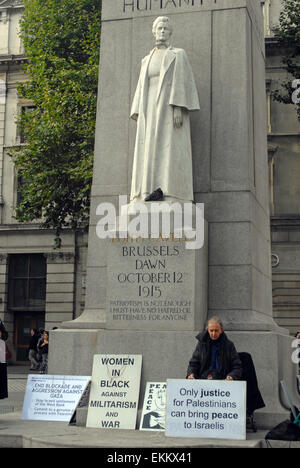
left=130, top=16, right=200, bottom=203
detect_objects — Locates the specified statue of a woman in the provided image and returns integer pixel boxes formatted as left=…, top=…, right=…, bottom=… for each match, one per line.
left=130, top=16, right=200, bottom=203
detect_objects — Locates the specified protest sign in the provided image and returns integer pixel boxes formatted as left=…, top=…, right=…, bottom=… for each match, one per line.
left=86, top=354, right=142, bottom=429
left=140, top=382, right=167, bottom=431
left=22, top=375, right=91, bottom=421
left=166, top=379, right=246, bottom=440
left=69, top=380, right=91, bottom=426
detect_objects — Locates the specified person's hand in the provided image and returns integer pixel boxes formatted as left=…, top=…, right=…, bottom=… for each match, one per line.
left=226, top=376, right=233, bottom=381
left=173, top=106, right=183, bottom=128
left=187, top=373, right=195, bottom=380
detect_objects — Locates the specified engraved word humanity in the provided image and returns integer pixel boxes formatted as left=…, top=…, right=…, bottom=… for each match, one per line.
left=122, top=0, right=217, bottom=13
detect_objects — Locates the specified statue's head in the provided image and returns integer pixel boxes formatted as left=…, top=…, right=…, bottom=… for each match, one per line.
left=152, top=16, right=172, bottom=45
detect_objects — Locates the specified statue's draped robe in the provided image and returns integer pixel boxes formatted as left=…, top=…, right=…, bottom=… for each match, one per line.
left=130, top=47, right=200, bottom=202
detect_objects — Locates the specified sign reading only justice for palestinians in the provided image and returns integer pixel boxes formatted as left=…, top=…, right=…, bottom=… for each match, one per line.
left=166, top=379, right=247, bottom=440
left=86, top=355, right=142, bottom=429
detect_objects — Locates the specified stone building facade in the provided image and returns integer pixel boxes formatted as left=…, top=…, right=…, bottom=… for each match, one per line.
left=263, top=0, right=300, bottom=334
left=0, top=0, right=299, bottom=362
left=0, top=0, right=87, bottom=362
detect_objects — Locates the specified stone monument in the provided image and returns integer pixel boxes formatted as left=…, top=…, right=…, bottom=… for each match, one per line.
left=49, top=0, right=299, bottom=428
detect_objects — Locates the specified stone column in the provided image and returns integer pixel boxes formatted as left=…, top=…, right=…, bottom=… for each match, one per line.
left=0, top=7, right=10, bottom=219
left=45, top=252, right=76, bottom=329
left=0, top=73, right=6, bottom=221
left=0, top=254, right=8, bottom=318
left=0, top=9, right=9, bottom=55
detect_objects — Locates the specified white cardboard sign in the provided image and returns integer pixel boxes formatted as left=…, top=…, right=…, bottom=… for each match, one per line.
left=22, top=375, right=91, bottom=421
left=166, top=379, right=247, bottom=440
left=86, top=354, right=142, bottom=429
left=140, top=382, right=167, bottom=431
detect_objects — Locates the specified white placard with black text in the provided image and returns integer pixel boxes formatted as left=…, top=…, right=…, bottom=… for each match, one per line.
left=166, top=379, right=247, bottom=440
left=22, top=375, right=91, bottom=421
left=86, top=354, right=142, bottom=429
left=140, top=382, right=167, bottom=431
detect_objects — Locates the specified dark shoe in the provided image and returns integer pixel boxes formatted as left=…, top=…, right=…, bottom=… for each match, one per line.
left=145, top=188, right=164, bottom=202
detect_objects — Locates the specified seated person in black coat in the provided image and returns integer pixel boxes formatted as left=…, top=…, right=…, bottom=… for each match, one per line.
left=187, top=317, right=242, bottom=381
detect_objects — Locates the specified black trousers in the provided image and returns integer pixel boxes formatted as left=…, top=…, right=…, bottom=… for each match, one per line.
left=0, top=363, right=8, bottom=399
left=238, top=352, right=265, bottom=414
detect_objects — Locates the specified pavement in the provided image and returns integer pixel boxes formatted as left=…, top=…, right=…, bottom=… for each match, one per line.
left=0, top=365, right=298, bottom=450
left=0, top=365, right=29, bottom=416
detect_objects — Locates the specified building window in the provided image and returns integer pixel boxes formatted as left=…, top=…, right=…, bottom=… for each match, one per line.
left=18, top=105, right=35, bottom=144
left=15, top=173, right=42, bottom=219
left=0, top=11, right=8, bottom=24
left=8, top=254, right=46, bottom=311
left=16, top=174, right=28, bottom=207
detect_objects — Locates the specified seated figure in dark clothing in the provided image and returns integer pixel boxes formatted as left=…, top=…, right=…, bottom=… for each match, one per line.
left=187, top=317, right=265, bottom=431
left=187, top=317, right=243, bottom=381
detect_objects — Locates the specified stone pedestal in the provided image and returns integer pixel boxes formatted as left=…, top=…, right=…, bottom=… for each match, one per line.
left=107, top=238, right=207, bottom=332
left=105, top=204, right=208, bottom=332
left=48, top=0, right=300, bottom=428
left=48, top=327, right=299, bottom=429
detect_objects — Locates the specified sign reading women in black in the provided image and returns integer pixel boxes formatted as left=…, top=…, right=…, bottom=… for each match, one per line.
left=86, top=355, right=142, bottom=430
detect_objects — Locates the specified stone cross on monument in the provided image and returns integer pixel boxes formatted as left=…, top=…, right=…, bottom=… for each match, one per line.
left=49, top=0, right=299, bottom=428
